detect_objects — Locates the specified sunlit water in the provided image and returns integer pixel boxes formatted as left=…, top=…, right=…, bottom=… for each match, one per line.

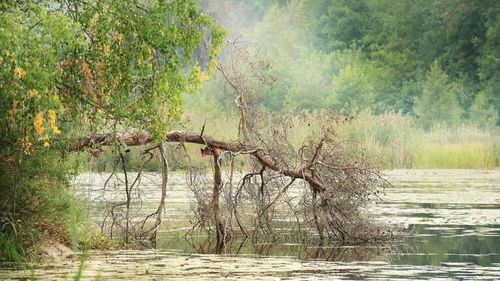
left=1, top=169, right=499, bottom=280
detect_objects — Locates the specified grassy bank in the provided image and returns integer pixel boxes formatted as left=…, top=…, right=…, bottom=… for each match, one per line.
left=0, top=147, right=111, bottom=264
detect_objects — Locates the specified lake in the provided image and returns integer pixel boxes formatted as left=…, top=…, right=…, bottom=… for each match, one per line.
left=1, top=169, right=499, bottom=280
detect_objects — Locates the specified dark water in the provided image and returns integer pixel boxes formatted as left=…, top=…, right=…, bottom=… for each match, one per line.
left=1, top=169, right=499, bottom=280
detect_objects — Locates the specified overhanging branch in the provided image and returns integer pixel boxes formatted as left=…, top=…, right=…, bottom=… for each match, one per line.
left=69, top=130, right=325, bottom=192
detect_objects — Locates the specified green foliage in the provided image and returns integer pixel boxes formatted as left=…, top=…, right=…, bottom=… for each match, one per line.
left=59, top=0, right=224, bottom=140
left=253, top=1, right=333, bottom=111
left=0, top=0, right=225, bottom=261
left=1, top=3, right=81, bottom=149
left=478, top=13, right=500, bottom=120
left=309, top=0, right=374, bottom=51
left=0, top=233, right=26, bottom=267
left=413, top=62, right=462, bottom=129
left=0, top=146, right=75, bottom=261
left=329, top=59, right=375, bottom=114
left=282, top=50, right=333, bottom=111
left=197, top=0, right=499, bottom=126
left=1, top=0, right=225, bottom=145
left=469, top=91, right=499, bottom=128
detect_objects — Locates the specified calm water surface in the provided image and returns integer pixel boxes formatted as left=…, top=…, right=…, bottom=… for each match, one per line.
left=1, top=169, right=499, bottom=280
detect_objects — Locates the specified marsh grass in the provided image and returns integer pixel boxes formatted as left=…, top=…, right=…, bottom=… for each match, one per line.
left=0, top=189, right=102, bottom=280
left=185, top=110, right=500, bottom=169
left=410, top=143, right=498, bottom=168
left=73, top=110, right=499, bottom=171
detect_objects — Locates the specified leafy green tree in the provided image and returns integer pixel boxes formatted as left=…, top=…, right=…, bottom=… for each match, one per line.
left=282, top=50, right=333, bottom=111
left=0, top=0, right=224, bottom=259
left=309, top=0, right=374, bottom=51
left=435, top=0, right=495, bottom=81
left=400, top=79, right=423, bottom=114
left=414, top=62, right=462, bottom=129
left=252, top=1, right=334, bottom=111
left=469, top=92, right=499, bottom=128
left=367, top=49, right=420, bottom=114
left=478, top=11, right=500, bottom=123
left=329, top=60, right=375, bottom=114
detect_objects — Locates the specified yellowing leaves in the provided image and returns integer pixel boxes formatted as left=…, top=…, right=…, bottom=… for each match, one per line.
left=43, top=135, right=50, bottom=148
left=33, top=112, right=44, bottom=135
left=7, top=100, right=18, bottom=125
left=51, top=92, right=60, bottom=103
left=48, top=109, right=61, bottom=135
left=27, top=89, right=41, bottom=99
left=82, top=62, right=92, bottom=80
left=30, top=110, right=60, bottom=148
left=82, top=62, right=95, bottom=98
left=13, top=66, right=26, bottom=80
left=113, top=33, right=123, bottom=43
left=102, top=43, right=111, bottom=58
left=190, top=63, right=211, bottom=89
left=200, top=72, right=211, bottom=82
left=21, top=136, right=31, bottom=155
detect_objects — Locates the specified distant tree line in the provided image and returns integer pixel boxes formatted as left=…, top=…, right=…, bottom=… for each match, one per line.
left=200, top=0, right=499, bottom=129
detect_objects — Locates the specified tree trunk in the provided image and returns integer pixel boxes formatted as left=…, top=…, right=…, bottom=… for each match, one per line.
left=211, top=148, right=225, bottom=251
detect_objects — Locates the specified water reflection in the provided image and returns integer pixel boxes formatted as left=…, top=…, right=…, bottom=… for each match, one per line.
left=157, top=231, right=395, bottom=262
left=156, top=223, right=500, bottom=268
left=396, top=224, right=500, bottom=266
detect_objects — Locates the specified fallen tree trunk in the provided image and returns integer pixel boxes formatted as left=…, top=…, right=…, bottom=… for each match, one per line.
left=69, top=131, right=325, bottom=193
left=69, top=131, right=246, bottom=152
left=70, top=125, right=392, bottom=244
left=68, top=42, right=394, bottom=247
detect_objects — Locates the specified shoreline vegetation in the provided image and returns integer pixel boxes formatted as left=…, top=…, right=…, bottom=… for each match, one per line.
left=72, top=109, right=499, bottom=174
left=183, top=110, right=500, bottom=170
left=1, top=0, right=225, bottom=265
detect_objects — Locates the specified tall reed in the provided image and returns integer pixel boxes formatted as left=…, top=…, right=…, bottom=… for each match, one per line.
left=185, top=110, right=500, bottom=169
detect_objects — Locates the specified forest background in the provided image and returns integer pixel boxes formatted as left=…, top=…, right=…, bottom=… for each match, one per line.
left=180, top=0, right=500, bottom=169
